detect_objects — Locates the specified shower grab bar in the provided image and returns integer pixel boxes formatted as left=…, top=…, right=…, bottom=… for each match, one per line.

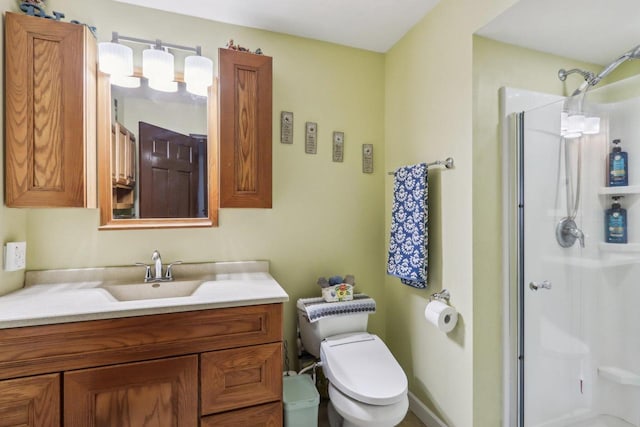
left=387, top=157, right=454, bottom=175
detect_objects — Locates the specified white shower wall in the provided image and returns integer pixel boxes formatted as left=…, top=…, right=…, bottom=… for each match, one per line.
left=503, top=81, right=640, bottom=427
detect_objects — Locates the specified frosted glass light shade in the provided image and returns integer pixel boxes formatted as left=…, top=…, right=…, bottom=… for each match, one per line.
left=567, top=114, right=585, bottom=133
left=110, top=75, right=140, bottom=88
left=583, top=116, right=601, bottom=135
left=186, top=82, right=208, bottom=97
left=184, top=55, right=213, bottom=89
left=98, top=42, right=133, bottom=76
left=148, top=79, right=178, bottom=93
left=143, top=48, right=174, bottom=82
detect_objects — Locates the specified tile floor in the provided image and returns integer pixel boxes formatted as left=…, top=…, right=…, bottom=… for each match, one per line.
left=317, top=399, right=426, bottom=427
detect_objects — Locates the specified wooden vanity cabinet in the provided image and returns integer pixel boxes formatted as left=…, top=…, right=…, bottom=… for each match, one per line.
left=4, top=12, right=97, bottom=208
left=201, top=402, right=283, bottom=427
left=219, top=48, right=273, bottom=208
left=0, top=304, right=283, bottom=426
left=65, top=356, right=197, bottom=427
left=0, top=374, right=60, bottom=427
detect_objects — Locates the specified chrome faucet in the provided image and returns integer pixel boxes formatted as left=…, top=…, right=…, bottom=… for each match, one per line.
left=136, top=250, right=182, bottom=282
left=151, top=250, right=163, bottom=280
left=569, top=226, right=585, bottom=248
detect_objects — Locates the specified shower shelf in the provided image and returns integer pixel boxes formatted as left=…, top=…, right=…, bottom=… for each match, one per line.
left=598, top=366, right=640, bottom=386
left=548, top=255, right=639, bottom=268
left=598, top=185, right=640, bottom=196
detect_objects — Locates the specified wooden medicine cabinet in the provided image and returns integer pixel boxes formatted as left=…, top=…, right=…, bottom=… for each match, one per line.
left=4, top=12, right=97, bottom=208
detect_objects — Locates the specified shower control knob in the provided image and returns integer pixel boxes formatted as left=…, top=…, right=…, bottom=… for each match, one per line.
left=529, top=280, right=552, bottom=291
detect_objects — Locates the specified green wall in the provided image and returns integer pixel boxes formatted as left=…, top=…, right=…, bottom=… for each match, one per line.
left=0, top=0, right=386, bottom=366
left=384, top=1, right=519, bottom=425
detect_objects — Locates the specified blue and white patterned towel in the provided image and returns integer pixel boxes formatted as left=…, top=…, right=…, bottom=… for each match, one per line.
left=298, top=294, right=376, bottom=323
left=386, top=163, right=428, bottom=288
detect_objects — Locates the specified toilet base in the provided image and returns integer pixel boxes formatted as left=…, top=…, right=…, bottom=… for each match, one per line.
left=327, top=383, right=408, bottom=427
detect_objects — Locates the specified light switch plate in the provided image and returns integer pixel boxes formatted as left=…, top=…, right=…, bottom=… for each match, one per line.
left=4, top=241, right=26, bottom=271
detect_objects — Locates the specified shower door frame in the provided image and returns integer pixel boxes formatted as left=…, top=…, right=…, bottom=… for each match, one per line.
left=503, top=110, right=526, bottom=427
left=501, top=87, right=567, bottom=427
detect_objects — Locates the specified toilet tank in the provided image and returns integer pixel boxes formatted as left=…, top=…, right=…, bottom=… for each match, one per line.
left=297, top=299, right=369, bottom=358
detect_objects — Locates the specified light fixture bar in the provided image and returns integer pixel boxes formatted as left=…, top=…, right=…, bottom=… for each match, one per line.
left=111, top=32, right=201, bottom=55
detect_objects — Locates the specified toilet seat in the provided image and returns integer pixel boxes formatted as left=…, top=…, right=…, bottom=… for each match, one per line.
left=328, top=383, right=409, bottom=427
left=320, top=333, right=408, bottom=405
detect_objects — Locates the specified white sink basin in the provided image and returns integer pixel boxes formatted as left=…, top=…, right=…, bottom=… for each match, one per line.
left=102, top=280, right=203, bottom=301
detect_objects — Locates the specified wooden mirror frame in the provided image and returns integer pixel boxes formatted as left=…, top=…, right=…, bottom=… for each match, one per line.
left=97, top=71, right=219, bottom=229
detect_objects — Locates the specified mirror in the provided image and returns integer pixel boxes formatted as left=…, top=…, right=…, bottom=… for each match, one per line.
left=97, top=72, right=218, bottom=229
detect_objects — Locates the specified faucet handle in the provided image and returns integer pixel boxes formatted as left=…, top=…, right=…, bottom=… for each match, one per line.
left=165, top=261, right=183, bottom=280
left=135, top=262, right=153, bottom=282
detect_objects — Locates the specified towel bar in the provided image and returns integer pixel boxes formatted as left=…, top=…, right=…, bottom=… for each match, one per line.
left=387, top=157, right=454, bottom=175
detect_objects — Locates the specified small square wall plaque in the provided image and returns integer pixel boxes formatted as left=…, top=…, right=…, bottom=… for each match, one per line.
left=280, top=111, right=293, bottom=144
left=332, top=131, right=344, bottom=162
left=362, top=144, right=373, bottom=173
left=305, top=122, right=317, bottom=154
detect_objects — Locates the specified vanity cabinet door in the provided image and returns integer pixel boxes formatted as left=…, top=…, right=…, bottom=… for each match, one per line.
left=219, top=48, right=272, bottom=208
left=5, top=12, right=97, bottom=208
left=64, top=355, right=197, bottom=427
left=0, top=373, right=60, bottom=427
left=201, top=342, right=282, bottom=414
left=201, top=401, right=282, bottom=427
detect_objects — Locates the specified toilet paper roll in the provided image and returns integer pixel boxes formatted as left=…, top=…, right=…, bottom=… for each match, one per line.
left=424, top=300, right=458, bottom=333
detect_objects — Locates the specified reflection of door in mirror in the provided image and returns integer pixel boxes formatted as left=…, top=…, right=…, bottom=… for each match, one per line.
left=138, top=122, right=207, bottom=218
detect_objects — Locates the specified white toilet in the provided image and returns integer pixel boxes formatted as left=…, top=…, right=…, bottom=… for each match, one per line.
left=297, top=299, right=409, bottom=427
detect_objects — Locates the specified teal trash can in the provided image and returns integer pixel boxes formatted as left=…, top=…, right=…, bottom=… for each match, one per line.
left=283, top=374, right=320, bottom=427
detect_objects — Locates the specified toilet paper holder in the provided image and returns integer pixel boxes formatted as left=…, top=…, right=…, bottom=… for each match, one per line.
left=429, top=289, right=451, bottom=303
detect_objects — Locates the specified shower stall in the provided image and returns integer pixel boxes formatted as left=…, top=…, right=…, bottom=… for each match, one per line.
left=503, top=67, right=640, bottom=425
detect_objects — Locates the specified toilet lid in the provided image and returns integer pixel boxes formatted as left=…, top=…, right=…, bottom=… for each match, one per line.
left=320, top=333, right=408, bottom=405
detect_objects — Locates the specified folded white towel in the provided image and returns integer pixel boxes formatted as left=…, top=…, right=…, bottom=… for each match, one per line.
left=298, top=294, right=376, bottom=323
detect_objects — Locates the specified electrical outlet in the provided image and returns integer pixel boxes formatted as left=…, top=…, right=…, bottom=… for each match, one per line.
left=4, top=241, right=26, bottom=271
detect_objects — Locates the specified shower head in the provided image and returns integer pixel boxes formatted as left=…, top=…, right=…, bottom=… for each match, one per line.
left=560, top=43, right=640, bottom=107
left=591, top=43, right=640, bottom=86
left=628, top=44, right=640, bottom=59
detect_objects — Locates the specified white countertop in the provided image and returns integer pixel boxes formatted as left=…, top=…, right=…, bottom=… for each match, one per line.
left=0, top=261, right=289, bottom=329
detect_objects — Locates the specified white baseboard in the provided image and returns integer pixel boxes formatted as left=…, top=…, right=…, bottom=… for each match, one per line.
left=408, top=392, right=448, bottom=427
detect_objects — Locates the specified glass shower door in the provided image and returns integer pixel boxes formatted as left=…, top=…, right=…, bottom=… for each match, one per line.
left=515, top=82, right=640, bottom=427
left=519, top=99, right=594, bottom=427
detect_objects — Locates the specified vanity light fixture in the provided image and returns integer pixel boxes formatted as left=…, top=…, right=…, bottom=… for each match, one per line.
left=98, top=32, right=213, bottom=96
left=98, top=39, right=133, bottom=76
left=142, top=45, right=174, bottom=83
left=184, top=55, right=214, bottom=96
